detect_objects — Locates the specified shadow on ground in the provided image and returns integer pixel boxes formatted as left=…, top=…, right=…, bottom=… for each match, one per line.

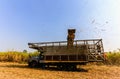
left=1, top=64, right=88, bottom=72
left=44, top=67, right=88, bottom=72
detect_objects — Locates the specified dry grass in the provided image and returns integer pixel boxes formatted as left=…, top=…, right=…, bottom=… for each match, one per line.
left=0, top=62, right=120, bottom=79
left=0, top=51, right=39, bottom=63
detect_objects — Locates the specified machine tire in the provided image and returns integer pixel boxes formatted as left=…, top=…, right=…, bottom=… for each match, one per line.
left=29, top=61, right=38, bottom=68
left=57, top=65, right=62, bottom=70
left=67, top=64, right=77, bottom=71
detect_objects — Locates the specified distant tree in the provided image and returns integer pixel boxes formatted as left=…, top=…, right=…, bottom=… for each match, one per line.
left=23, top=50, right=27, bottom=53
left=118, top=48, right=120, bottom=52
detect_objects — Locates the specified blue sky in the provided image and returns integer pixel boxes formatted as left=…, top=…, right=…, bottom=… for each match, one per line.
left=0, top=0, right=120, bottom=52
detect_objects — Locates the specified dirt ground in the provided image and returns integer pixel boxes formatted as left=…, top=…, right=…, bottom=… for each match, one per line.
left=0, top=62, right=120, bottom=79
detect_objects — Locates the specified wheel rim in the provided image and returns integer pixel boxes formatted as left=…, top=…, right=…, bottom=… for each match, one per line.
left=31, top=62, right=37, bottom=67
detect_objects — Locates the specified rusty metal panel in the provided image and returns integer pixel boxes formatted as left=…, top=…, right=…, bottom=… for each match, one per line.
left=28, top=39, right=105, bottom=61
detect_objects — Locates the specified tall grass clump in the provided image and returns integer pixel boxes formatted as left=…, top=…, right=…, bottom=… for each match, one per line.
left=0, top=51, right=39, bottom=63
left=106, top=52, right=120, bottom=65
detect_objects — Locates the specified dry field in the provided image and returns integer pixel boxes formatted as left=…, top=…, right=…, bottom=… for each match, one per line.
left=0, top=62, right=120, bottom=79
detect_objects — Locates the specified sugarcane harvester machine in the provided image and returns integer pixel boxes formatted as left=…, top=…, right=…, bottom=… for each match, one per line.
left=28, top=29, right=105, bottom=70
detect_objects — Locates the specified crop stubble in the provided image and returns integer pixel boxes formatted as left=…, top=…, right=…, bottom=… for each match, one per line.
left=0, top=62, right=120, bottom=79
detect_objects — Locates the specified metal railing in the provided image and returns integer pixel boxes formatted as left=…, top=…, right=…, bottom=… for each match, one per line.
left=28, top=39, right=105, bottom=61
